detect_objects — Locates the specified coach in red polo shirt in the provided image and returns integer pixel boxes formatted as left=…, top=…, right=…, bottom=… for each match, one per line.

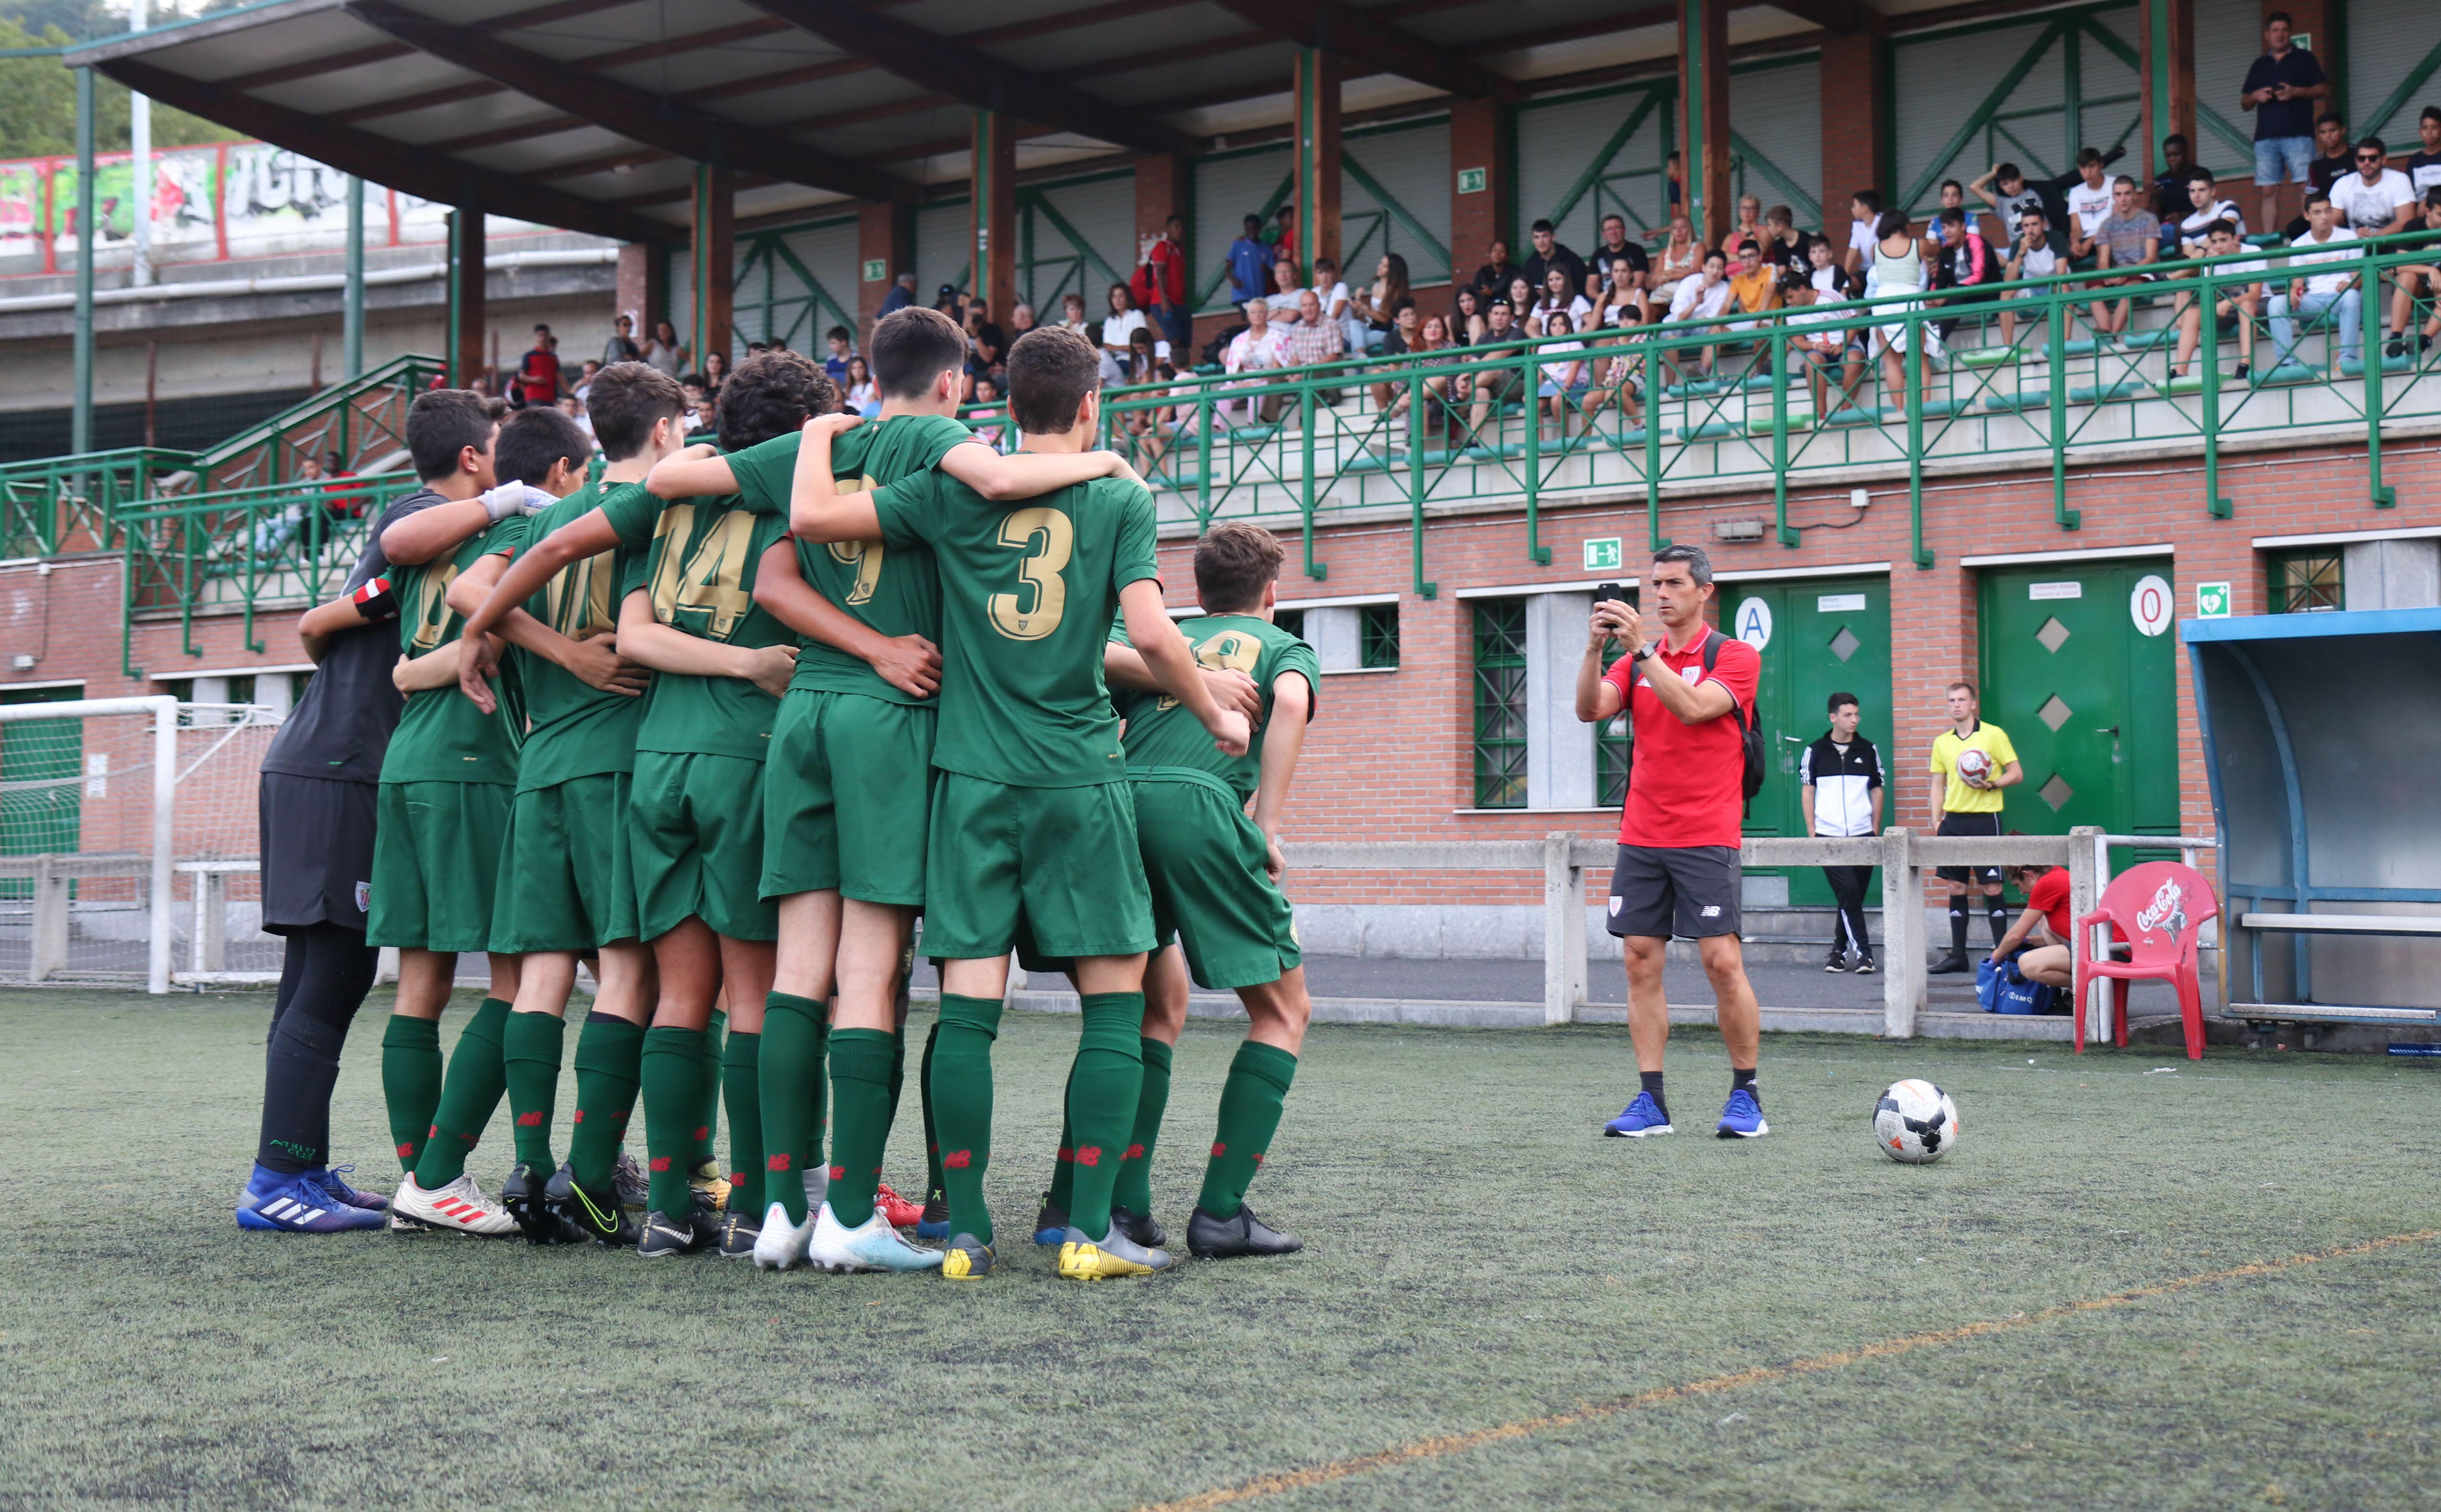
left=1574, top=544, right=1768, bottom=1140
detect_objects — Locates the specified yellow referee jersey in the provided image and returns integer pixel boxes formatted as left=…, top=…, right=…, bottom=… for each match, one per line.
left=1930, top=721, right=2016, bottom=814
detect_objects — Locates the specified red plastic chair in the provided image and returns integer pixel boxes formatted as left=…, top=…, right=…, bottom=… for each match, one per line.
left=2071, top=860, right=2219, bottom=1060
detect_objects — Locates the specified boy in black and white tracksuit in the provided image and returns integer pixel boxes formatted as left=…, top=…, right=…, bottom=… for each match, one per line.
left=1799, top=693, right=1885, bottom=972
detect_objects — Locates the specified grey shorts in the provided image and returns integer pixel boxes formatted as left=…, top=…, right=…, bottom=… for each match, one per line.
left=1606, top=843, right=1741, bottom=940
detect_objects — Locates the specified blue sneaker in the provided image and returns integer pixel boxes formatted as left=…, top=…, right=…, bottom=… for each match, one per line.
left=1716, top=1087, right=1769, bottom=1139
left=235, top=1164, right=385, bottom=1232
left=307, top=1163, right=388, bottom=1213
left=914, top=1195, right=950, bottom=1242
left=1603, top=1091, right=1674, bottom=1138
left=1033, top=1194, right=1071, bottom=1247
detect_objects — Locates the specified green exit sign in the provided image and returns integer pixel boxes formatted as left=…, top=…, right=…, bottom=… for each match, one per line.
left=1583, top=536, right=1622, bottom=572
left=862, top=258, right=887, bottom=283
left=1456, top=167, right=1487, bottom=195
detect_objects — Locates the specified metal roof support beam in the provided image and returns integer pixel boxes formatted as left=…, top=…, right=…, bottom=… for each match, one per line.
left=739, top=0, right=1202, bottom=158
left=972, top=110, right=1017, bottom=326
left=1681, top=0, right=1732, bottom=246
left=1292, top=48, right=1342, bottom=287
left=446, top=192, right=485, bottom=388
left=346, top=0, right=915, bottom=205
left=94, top=56, right=674, bottom=243
left=1211, top=0, right=1518, bottom=102
left=693, top=164, right=736, bottom=370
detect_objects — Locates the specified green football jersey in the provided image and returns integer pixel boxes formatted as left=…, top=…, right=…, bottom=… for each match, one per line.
left=598, top=486, right=793, bottom=763
left=1111, top=614, right=1319, bottom=801
left=870, top=467, right=1159, bottom=787
left=378, top=515, right=527, bottom=786
left=511, top=479, right=646, bottom=793
left=725, top=414, right=972, bottom=707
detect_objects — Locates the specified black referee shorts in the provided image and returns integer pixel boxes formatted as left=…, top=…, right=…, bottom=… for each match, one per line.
left=259, top=771, right=378, bottom=935
left=1935, top=810, right=2004, bottom=886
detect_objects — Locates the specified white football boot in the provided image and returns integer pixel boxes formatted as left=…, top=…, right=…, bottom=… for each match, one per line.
left=807, top=1201, right=944, bottom=1273
left=390, top=1173, right=519, bottom=1236
left=751, top=1200, right=816, bottom=1270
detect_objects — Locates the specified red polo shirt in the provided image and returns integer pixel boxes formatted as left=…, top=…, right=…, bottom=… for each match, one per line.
left=2026, top=866, right=2071, bottom=938
left=1603, top=630, right=1760, bottom=849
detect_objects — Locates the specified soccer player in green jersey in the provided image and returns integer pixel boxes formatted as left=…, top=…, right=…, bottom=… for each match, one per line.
left=788, top=327, right=1251, bottom=1282
left=652, top=307, right=1156, bottom=1272
left=458, top=351, right=824, bottom=1258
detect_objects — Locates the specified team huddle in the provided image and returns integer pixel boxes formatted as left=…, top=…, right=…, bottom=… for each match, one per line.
left=239, top=311, right=1319, bottom=1281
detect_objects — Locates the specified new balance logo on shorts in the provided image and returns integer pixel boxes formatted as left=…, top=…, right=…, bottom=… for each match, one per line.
left=1701, top=905, right=1721, bottom=917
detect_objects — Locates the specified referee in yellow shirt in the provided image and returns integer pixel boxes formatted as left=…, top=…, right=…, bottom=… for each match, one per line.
left=1928, top=679, right=2022, bottom=973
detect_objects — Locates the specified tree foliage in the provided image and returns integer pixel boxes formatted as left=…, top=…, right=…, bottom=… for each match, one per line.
left=0, top=13, right=245, bottom=161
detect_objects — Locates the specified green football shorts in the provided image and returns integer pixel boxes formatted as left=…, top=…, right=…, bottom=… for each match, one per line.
left=1131, top=769, right=1302, bottom=990
left=920, top=771, right=1155, bottom=961
left=489, top=771, right=639, bottom=953
left=630, top=750, right=776, bottom=943
left=366, top=780, right=512, bottom=953
left=761, top=688, right=934, bottom=906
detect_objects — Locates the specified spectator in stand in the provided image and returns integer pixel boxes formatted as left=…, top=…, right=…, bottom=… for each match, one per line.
left=1471, top=237, right=1519, bottom=299
left=1008, top=302, right=1039, bottom=350
left=573, top=359, right=601, bottom=407
left=1383, top=310, right=1466, bottom=443
left=964, top=301, right=1007, bottom=377
left=1972, top=163, right=2047, bottom=244
left=2385, top=188, right=2441, bottom=358
left=1594, top=252, right=1652, bottom=330
left=1663, top=151, right=1684, bottom=222
left=2240, top=12, right=2330, bottom=235
left=876, top=270, right=917, bottom=320
left=1577, top=313, right=1647, bottom=435
left=1347, top=252, right=1411, bottom=354
left=2268, top=192, right=2362, bottom=370
left=2168, top=220, right=2263, bottom=381
left=1309, top=256, right=1356, bottom=354
left=1270, top=204, right=1297, bottom=269
left=2295, top=110, right=2357, bottom=236
left=1219, top=297, right=1290, bottom=426
left=1522, top=219, right=1588, bottom=308
left=967, top=375, right=1007, bottom=450
left=1787, top=271, right=1866, bottom=418
left=1265, top=255, right=1305, bottom=324
left=2152, top=134, right=2196, bottom=243
left=845, top=354, right=880, bottom=418
left=2331, top=136, right=2417, bottom=238
left=700, top=348, right=729, bottom=398
left=1653, top=215, right=1702, bottom=306
left=1731, top=195, right=1767, bottom=257
left=1996, top=207, right=2075, bottom=347
left=1505, top=274, right=1539, bottom=337
left=1058, top=292, right=1089, bottom=334
left=1368, top=296, right=1425, bottom=416
left=1536, top=310, right=1589, bottom=438
left=1454, top=285, right=1489, bottom=345
left=513, top=327, right=563, bottom=408
left=1937, top=179, right=1967, bottom=218
left=680, top=375, right=708, bottom=431
left=1226, top=214, right=1271, bottom=305
left=1806, top=234, right=1855, bottom=304
left=557, top=393, right=591, bottom=442
left=2087, top=176, right=2162, bottom=337
left=1725, top=239, right=1783, bottom=338
left=1282, top=286, right=1346, bottom=413
left=643, top=320, right=687, bottom=378
left=2179, top=165, right=2247, bottom=256
left=1865, top=209, right=1935, bottom=408
left=2064, top=149, right=2116, bottom=262
left=602, top=314, right=640, bottom=367
left=1844, top=189, right=1884, bottom=279
left=1133, top=212, right=1193, bottom=352
left=1928, top=207, right=2001, bottom=339
left=1665, top=248, right=1737, bottom=380
left=1762, top=206, right=1815, bottom=270
left=1593, top=213, right=1651, bottom=294
left=822, top=325, right=853, bottom=386
left=2409, top=108, right=2441, bottom=198
left=1465, top=297, right=1527, bottom=440
left=1529, top=264, right=1593, bottom=336
left=1100, top=281, right=1147, bottom=360
left=1122, top=325, right=1163, bottom=385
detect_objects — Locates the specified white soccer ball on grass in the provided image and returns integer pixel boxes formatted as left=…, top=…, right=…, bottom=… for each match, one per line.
left=1873, top=1080, right=1960, bottom=1164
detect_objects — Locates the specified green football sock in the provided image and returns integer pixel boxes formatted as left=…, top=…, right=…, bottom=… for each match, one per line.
left=1045, top=1057, right=1080, bottom=1214
left=567, top=1011, right=645, bottom=1191
left=757, top=993, right=827, bottom=1225
left=919, top=1019, right=944, bottom=1205
left=690, top=1008, right=725, bottom=1170
left=500, top=1010, right=566, bottom=1171
left=826, top=1029, right=898, bottom=1228
left=1197, top=1042, right=1298, bottom=1219
left=641, top=1025, right=707, bottom=1216
left=1113, top=1037, right=1173, bottom=1217
left=885, top=1028, right=905, bottom=1140
left=928, top=994, right=1002, bottom=1245
left=722, top=1030, right=763, bottom=1222
left=413, top=997, right=511, bottom=1189
left=379, top=1013, right=442, bottom=1177
left=1064, top=992, right=1147, bottom=1241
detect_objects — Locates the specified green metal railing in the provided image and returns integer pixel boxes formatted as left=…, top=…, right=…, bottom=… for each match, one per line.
left=112, top=467, right=421, bottom=676
left=2, top=448, right=194, bottom=557
left=191, top=352, right=443, bottom=492
left=1064, top=231, right=2441, bottom=594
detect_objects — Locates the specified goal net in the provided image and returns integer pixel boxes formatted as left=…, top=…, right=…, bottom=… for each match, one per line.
left=0, top=697, right=287, bottom=990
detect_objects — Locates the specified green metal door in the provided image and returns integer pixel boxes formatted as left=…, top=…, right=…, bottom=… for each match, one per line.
left=1978, top=561, right=2180, bottom=857
left=1723, top=575, right=1893, bottom=906
left=1, top=684, right=85, bottom=900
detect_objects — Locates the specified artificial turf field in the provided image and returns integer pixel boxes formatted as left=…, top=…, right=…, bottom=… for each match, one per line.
left=4, top=990, right=2439, bottom=1510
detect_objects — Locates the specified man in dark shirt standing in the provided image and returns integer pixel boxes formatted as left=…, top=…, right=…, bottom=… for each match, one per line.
left=235, top=389, right=506, bottom=1233
left=1522, top=219, right=1587, bottom=307
left=2240, top=12, right=2330, bottom=238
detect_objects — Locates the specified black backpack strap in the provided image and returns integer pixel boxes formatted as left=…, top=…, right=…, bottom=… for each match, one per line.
left=1699, top=630, right=1746, bottom=730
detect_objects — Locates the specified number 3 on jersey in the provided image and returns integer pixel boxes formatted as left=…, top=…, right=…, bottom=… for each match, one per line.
left=648, top=503, right=757, bottom=639
left=989, top=505, right=1073, bottom=640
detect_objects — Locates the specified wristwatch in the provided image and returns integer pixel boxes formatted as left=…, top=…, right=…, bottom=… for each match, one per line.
left=1631, top=643, right=1659, bottom=662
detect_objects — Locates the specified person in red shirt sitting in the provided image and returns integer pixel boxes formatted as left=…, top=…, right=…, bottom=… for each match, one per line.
left=1991, top=863, right=2075, bottom=989
left=1574, top=544, right=1768, bottom=1140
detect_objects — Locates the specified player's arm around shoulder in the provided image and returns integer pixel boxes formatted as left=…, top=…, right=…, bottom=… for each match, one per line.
left=381, top=482, right=548, bottom=566
left=297, top=586, right=386, bottom=663
left=393, top=637, right=465, bottom=694
left=785, top=414, right=886, bottom=543
left=454, top=504, right=625, bottom=709
left=937, top=435, right=1147, bottom=500
left=753, top=538, right=939, bottom=699
left=1120, top=580, right=1249, bottom=756
left=644, top=442, right=737, bottom=500
left=616, top=584, right=794, bottom=697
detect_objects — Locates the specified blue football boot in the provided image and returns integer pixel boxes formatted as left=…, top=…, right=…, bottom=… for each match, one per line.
left=235, top=1163, right=386, bottom=1232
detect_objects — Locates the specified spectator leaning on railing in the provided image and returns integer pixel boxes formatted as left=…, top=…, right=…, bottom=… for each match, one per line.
left=2240, top=12, right=2328, bottom=236
left=2269, top=192, right=2363, bottom=371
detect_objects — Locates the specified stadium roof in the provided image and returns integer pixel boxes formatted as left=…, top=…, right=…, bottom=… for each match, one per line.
left=66, top=0, right=1982, bottom=244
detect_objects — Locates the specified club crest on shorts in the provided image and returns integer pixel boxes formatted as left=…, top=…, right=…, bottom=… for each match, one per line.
left=354, top=880, right=371, bottom=911
left=1608, top=895, right=1622, bottom=916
